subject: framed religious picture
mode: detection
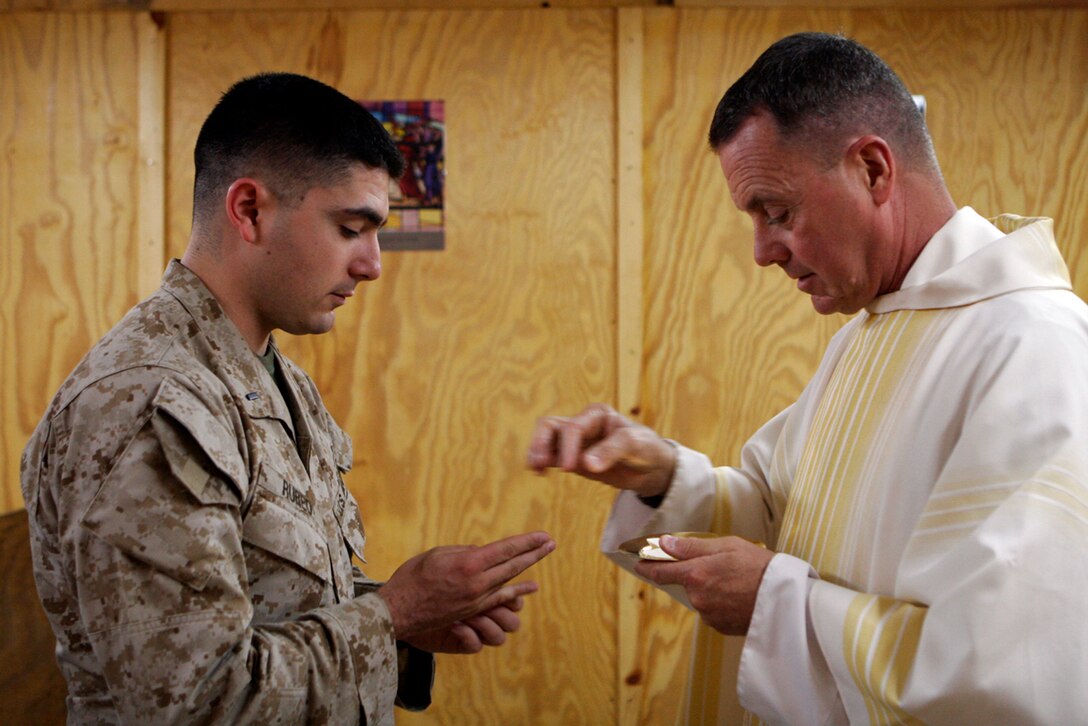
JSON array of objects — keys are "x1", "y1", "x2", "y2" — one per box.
[{"x1": 360, "y1": 99, "x2": 445, "y2": 251}]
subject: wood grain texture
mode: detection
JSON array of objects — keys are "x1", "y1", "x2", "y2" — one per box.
[
  {"x1": 136, "y1": 13, "x2": 165, "y2": 298},
  {"x1": 2, "y1": 0, "x2": 657, "y2": 10},
  {"x1": 0, "y1": 12, "x2": 155, "y2": 513},
  {"x1": 166, "y1": 9, "x2": 619, "y2": 724},
  {"x1": 617, "y1": 8, "x2": 644, "y2": 422},
  {"x1": 615, "y1": 13, "x2": 651, "y2": 724},
  {"x1": 638, "y1": 7, "x2": 1088, "y2": 723},
  {"x1": 5, "y1": 0, "x2": 1087, "y2": 11},
  {"x1": 677, "y1": 0, "x2": 1088, "y2": 7},
  {"x1": 0, "y1": 510, "x2": 66, "y2": 725}
]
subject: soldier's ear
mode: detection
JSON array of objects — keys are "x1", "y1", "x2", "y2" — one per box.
[{"x1": 224, "y1": 178, "x2": 270, "y2": 245}]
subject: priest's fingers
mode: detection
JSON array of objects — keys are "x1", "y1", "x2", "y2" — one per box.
[
  {"x1": 633, "y1": 543, "x2": 775, "y2": 635},
  {"x1": 555, "y1": 403, "x2": 624, "y2": 471},
  {"x1": 633, "y1": 558, "x2": 688, "y2": 588},
  {"x1": 527, "y1": 415, "x2": 568, "y2": 472},
  {"x1": 581, "y1": 422, "x2": 675, "y2": 478},
  {"x1": 634, "y1": 540, "x2": 772, "y2": 588},
  {"x1": 526, "y1": 404, "x2": 624, "y2": 472},
  {"x1": 659, "y1": 534, "x2": 765, "y2": 560}
]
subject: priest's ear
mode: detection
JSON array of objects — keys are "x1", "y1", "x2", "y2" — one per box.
[{"x1": 847, "y1": 135, "x2": 894, "y2": 205}]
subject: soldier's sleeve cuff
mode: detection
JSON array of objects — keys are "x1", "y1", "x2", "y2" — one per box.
[{"x1": 330, "y1": 593, "x2": 400, "y2": 724}]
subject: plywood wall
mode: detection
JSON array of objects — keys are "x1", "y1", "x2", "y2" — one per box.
[
  {"x1": 2, "y1": 6, "x2": 1086, "y2": 725},
  {"x1": 0, "y1": 12, "x2": 163, "y2": 514}
]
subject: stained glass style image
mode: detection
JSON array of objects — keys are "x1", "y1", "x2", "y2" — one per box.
[{"x1": 360, "y1": 99, "x2": 445, "y2": 251}]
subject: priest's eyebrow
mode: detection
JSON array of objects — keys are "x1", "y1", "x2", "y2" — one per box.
[{"x1": 740, "y1": 194, "x2": 781, "y2": 214}]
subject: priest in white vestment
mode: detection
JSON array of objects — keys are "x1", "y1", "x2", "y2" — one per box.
[{"x1": 528, "y1": 32, "x2": 1088, "y2": 725}]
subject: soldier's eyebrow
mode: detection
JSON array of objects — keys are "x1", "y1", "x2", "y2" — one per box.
[{"x1": 339, "y1": 206, "x2": 386, "y2": 228}]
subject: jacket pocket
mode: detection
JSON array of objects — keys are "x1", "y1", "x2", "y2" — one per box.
[
  {"x1": 241, "y1": 462, "x2": 330, "y2": 584},
  {"x1": 151, "y1": 377, "x2": 246, "y2": 498},
  {"x1": 82, "y1": 412, "x2": 241, "y2": 593}
]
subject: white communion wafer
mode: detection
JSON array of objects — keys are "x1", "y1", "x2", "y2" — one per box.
[{"x1": 638, "y1": 537, "x2": 678, "y2": 561}]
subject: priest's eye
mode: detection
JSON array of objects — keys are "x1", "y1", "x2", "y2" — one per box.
[
  {"x1": 766, "y1": 209, "x2": 789, "y2": 226},
  {"x1": 340, "y1": 226, "x2": 361, "y2": 239}
]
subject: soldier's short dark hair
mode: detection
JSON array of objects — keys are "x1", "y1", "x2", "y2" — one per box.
[
  {"x1": 193, "y1": 72, "x2": 405, "y2": 215},
  {"x1": 707, "y1": 32, "x2": 937, "y2": 172}
]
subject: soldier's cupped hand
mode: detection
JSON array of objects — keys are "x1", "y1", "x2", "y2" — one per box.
[
  {"x1": 378, "y1": 530, "x2": 555, "y2": 647},
  {"x1": 397, "y1": 597, "x2": 527, "y2": 654}
]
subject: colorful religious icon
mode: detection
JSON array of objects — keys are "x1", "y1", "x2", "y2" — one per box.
[{"x1": 360, "y1": 99, "x2": 446, "y2": 251}]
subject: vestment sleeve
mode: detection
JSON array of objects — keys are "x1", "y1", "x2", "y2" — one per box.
[
  {"x1": 601, "y1": 407, "x2": 791, "y2": 607},
  {"x1": 72, "y1": 390, "x2": 403, "y2": 725}
]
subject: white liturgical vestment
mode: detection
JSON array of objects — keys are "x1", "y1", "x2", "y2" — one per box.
[{"x1": 602, "y1": 208, "x2": 1088, "y2": 725}]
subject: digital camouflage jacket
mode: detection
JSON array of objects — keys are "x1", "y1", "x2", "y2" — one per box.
[{"x1": 21, "y1": 260, "x2": 432, "y2": 725}]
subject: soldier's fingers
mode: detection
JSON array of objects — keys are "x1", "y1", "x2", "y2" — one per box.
[
  {"x1": 478, "y1": 603, "x2": 522, "y2": 633},
  {"x1": 480, "y1": 541, "x2": 555, "y2": 588},
  {"x1": 463, "y1": 613, "x2": 511, "y2": 646},
  {"x1": 475, "y1": 531, "x2": 555, "y2": 571},
  {"x1": 448, "y1": 622, "x2": 484, "y2": 654},
  {"x1": 491, "y1": 547, "x2": 552, "y2": 591},
  {"x1": 478, "y1": 581, "x2": 540, "y2": 615}
]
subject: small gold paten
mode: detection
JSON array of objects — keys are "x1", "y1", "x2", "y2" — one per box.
[{"x1": 617, "y1": 531, "x2": 719, "y2": 561}]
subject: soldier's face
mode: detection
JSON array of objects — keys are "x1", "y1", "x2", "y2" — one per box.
[{"x1": 255, "y1": 163, "x2": 390, "y2": 336}]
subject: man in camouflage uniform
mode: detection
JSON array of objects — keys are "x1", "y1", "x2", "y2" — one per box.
[{"x1": 21, "y1": 73, "x2": 555, "y2": 725}]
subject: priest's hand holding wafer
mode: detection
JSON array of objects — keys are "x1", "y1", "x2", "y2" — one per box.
[
  {"x1": 526, "y1": 403, "x2": 677, "y2": 498},
  {"x1": 633, "y1": 534, "x2": 774, "y2": 635}
]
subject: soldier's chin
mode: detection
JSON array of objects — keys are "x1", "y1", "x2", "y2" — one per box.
[{"x1": 284, "y1": 314, "x2": 336, "y2": 337}]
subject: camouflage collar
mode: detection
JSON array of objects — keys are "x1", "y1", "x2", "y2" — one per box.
[{"x1": 160, "y1": 259, "x2": 294, "y2": 429}]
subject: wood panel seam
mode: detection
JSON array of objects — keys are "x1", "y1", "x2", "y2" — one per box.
[
  {"x1": 616, "y1": 8, "x2": 645, "y2": 725},
  {"x1": 137, "y1": 11, "x2": 166, "y2": 297}
]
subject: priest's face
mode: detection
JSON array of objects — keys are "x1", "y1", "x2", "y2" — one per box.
[{"x1": 717, "y1": 111, "x2": 895, "y2": 315}]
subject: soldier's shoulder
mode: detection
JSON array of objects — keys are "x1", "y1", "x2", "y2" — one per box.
[{"x1": 49, "y1": 291, "x2": 223, "y2": 416}]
